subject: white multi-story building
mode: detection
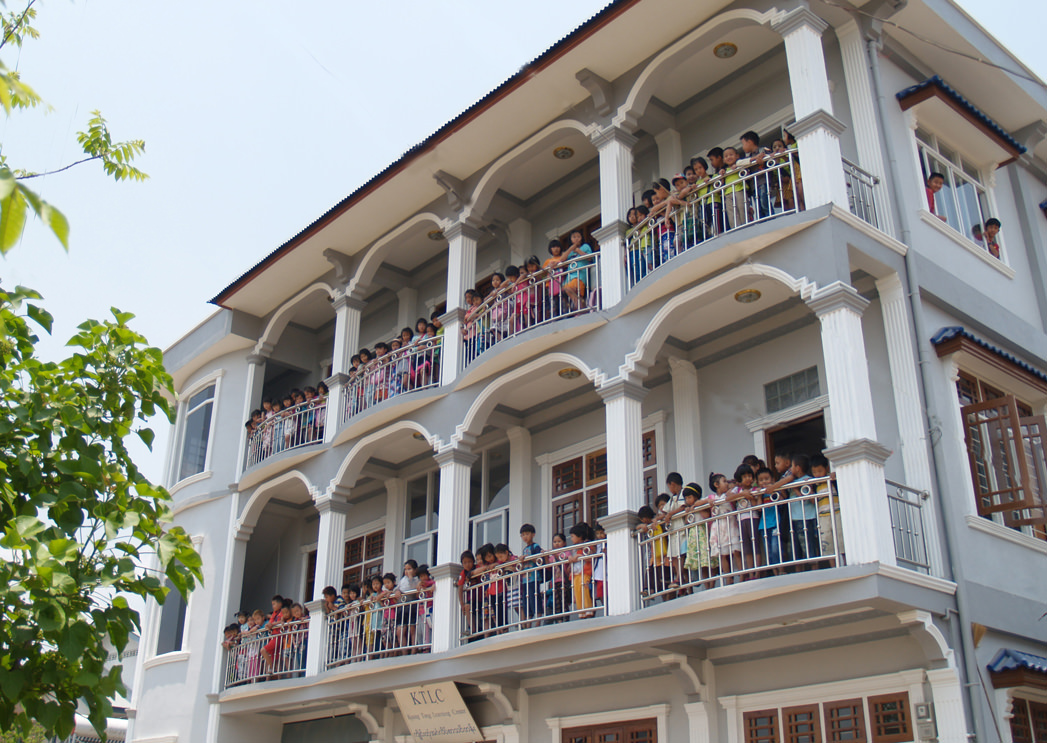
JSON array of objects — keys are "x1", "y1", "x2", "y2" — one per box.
[{"x1": 129, "y1": 0, "x2": 1047, "y2": 741}]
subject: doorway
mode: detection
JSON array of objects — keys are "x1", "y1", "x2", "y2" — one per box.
[{"x1": 765, "y1": 412, "x2": 826, "y2": 465}]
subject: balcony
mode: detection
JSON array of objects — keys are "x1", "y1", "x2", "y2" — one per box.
[
  {"x1": 340, "y1": 336, "x2": 443, "y2": 425},
  {"x1": 245, "y1": 399, "x2": 328, "y2": 468},
  {"x1": 219, "y1": 476, "x2": 936, "y2": 692}
]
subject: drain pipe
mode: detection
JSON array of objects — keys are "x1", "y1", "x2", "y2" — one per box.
[{"x1": 865, "y1": 31, "x2": 988, "y2": 743}]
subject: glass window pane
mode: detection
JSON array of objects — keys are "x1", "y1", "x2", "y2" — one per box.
[
  {"x1": 406, "y1": 477, "x2": 428, "y2": 538},
  {"x1": 405, "y1": 537, "x2": 431, "y2": 566},
  {"x1": 487, "y1": 444, "x2": 511, "y2": 511},
  {"x1": 178, "y1": 398, "x2": 213, "y2": 481},
  {"x1": 469, "y1": 458, "x2": 484, "y2": 517},
  {"x1": 187, "y1": 385, "x2": 215, "y2": 410}
]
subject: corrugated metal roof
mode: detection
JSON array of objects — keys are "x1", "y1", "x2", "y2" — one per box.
[
  {"x1": 210, "y1": 0, "x2": 636, "y2": 308},
  {"x1": 895, "y1": 75, "x2": 1027, "y2": 155},
  {"x1": 988, "y1": 648, "x2": 1047, "y2": 675},
  {"x1": 930, "y1": 326, "x2": 1047, "y2": 384}
]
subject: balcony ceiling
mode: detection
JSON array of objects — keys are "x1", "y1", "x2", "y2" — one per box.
[{"x1": 502, "y1": 128, "x2": 598, "y2": 203}]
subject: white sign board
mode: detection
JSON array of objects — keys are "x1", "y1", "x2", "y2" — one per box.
[{"x1": 393, "y1": 681, "x2": 483, "y2": 743}]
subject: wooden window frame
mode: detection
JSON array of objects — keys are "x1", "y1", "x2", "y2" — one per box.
[
  {"x1": 782, "y1": 705, "x2": 821, "y2": 743},
  {"x1": 824, "y1": 698, "x2": 868, "y2": 743},
  {"x1": 744, "y1": 709, "x2": 781, "y2": 743},
  {"x1": 867, "y1": 692, "x2": 912, "y2": 743},
  {"x1": 560, "y1": 717, "x2": 657, "y2": 743}
]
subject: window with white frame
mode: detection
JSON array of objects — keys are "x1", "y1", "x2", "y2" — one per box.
[
  {"x1": 155, "y1": 578, "x2": 188, "y2": 655},
  {"x1": 404, "y1": 470, "x2": 440, "y2": 565},
  {"x1": 469, "y1": 442, "x2": 511, "y2": 550},
  {"x1": 916, "y1": 128, "x2": 1002, "y2": 259},
  {"x1": 176, "y1": 380, "x2": 218, "y2": 482}
]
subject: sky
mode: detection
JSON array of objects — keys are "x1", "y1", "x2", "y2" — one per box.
[{"x1": 1, "y1": 0, "x2": 1045, "y2": 483}]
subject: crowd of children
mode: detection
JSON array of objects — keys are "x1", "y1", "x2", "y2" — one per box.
[
  {"x1": 456, "y1": 523, "x2": 607, "y2": 639},
  {"x1": 245, "y1": 384, "x2": 329, "y2": 464},
  {"x1": 345, "y1": 317, "x2": 444, "y2": 416},
  {"x1": 222, "y1": 595, "x2": 310, "y2": 685},
  {"x1": 461, "y1": 229, "x2": 599, "y2": 361},
  {"x1": 322, "y1": 559, "x2": 436, "y2": 665},
  {"x1": 626, "y1": 130, "x2": 803, "y2": 283},
  {"x1": 636, "y1": 451, "x2": 840, "y2": 599}
]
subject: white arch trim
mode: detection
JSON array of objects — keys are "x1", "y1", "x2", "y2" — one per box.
[
  {"x1": 455, "y1": 352, "x2": 606, "y2": 443},
  {"x1": 256, "y1": 281, "x2": 337, "y2": 352},
  {"x1": 346, "y1": 211, "x2": 445, "y2": 298},
  {"x1": 621, "y1": 263, "x2": 817, "y2": 378},
  {"x1": 330, "y1": 419, "x2": 441, "y2": 491},
  {"x1": 614, "y1": 7, "x2": 784, "y2": 130},
  {"x1": 464, "y1": 119, "x2": 597, "y2": 222},
  {"x1": 237, "y1": 469, "x2": 320, "y2": 532}
]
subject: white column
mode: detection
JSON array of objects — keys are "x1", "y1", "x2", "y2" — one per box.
[
  {"x1": 431, "y1": 446, "x2": 476, "y2": 653},
  {"x1": 508, "y1": 218, "x2": 532, "y2": 267},
  {"x1": 441, "y1": 221, "x2": 481, "y2": 384},
  {"x1": 876, "y1": 274, "x2": 943, "y2": 576},
  {"x1": 326, "y1": 293, "x2": 364, "y2": 440},
  {"x1": 591, "y1": 126, "x2": 637, "y2": 308},
  {"x1": 838, "y1": 20, "x2": 895, "y2": 236},
  {"x1": 926, "y1": 668, "x2": 971, "y2": 743},
  {"x1": 507, "y1": 426, "x2": 533, "y2": 540},
  {"x1": 684, "y1": 701, "x2": 712, "y2": 743},
  {"x1": 669, "y1": 357, "x2": 704, "y2": 481},
  {"x1": 773, "y1": 7, "x2": 849, "y2": 209},
  {"x1": 396, "y1": 287, "x2": 418, "y2": 331},
  {"x1": 599, "y1": 378, "x2": 647, "y2": 616},
  {"x1": 383, "y1": 478, "x2": 406, "y2": 575},
  {"x1": 808, "y1": 283, "x2": 896, "y2": 566},
  {"x1": 304, "y1": 489, "x2": 350, "y2": 676},
  {"x1": 235, "y1": 349, "x2": 269, "y2": 480},
  {"x1": 654, "y1": 128, "x2": 683, "y2": 181}
]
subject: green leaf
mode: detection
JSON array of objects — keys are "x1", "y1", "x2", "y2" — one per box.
[
  {"x1": 36, "y1": 602, "x2": 66, "y2": 632},
  {"x1": 0, "y1": 185, "x2": 28, "y2": 254}
]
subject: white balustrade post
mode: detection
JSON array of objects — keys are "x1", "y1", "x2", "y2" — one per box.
[
  {"x1": 669, "y1": 356, "x2": 704, "y2": 481},
  {"x1": 305, "y1": 488, "x2": 350, "y2": 676},
  {"x1": 235, "y1": 349, "x2": 270, "y2": 479},
  {"x1": 599, "y1": 378, "x2": 647, "y2": 616},
  {"x1": 430, "y1": 446, "x2": 477, "y2": 653},
  {"x1": 807, "y1": 283, "x2": 895, "y2": 566},
  {"x1": 441, "y1": 220, "x2": 482, "y2": 383},
  {"x1": 926, "y1": 668, "x2": 971, "y2": 743},
  {"x1": 591, "y1": 126, "x2": 637, "y2": 308},
  {"x1": 773, "y1": 7, "x2": 849, "y2": 209}
]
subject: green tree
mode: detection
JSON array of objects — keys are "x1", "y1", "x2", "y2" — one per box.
[{"x1": 0, "y1": 2, "x2": 202, "y2": 740}]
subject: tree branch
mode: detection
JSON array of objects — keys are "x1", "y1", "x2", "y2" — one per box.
[
  {"x1": 0, "y1": 0, "x2": 37, "y2": 53},
  {"x1": 17, "y1": 154, "x2": 99, "y2": 180}
]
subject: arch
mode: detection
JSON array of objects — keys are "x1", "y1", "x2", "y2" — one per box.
[
  {"x1": 464, "y1": 118, "x2": 597, "y2": 223},
  {"x1": 346, "y1": 211, "x2": 445, "y2": 298},
  {"x1": 255, "y1": 281, "x2": 337, "y2": 352},
  {"x1": 614, "y1": 8, "x2": 783, "y2": 130},
  {"x1": 621, "y1": 263, "x2": 817, "y2": 377},
  {"x1": 456, "y1": 352, "x2": 605, "y2": 442},
  {"x1": 330, "y1": 419, "x2": 440, "y2": 490},
  {"x1": 237, "y1": 469, "x2": 319, "y2": 533}
]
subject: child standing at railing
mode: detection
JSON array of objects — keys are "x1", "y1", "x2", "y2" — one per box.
[
  {"x1": 567, "y1": 523, "x2": 596, "y2": 619},
  {"x1": 637, "y1": 504, "x2": 672, "y2": 597},
  {"x1": 810, "y1": 454, "x2": 841, "y2": 567},
  {"x1": 708, "y1": 473, "x2": 742, "y2": 584},
  {"x1": 786, "y1": 454, "x2": 821, "y2": 566},
  {"x1": 542, "y1": 241, "x2": 567, "y2": 319},
  {"x1": 416, "y1": 565, "x2": 434, "y2": 648},
  {"x1": 519, "y1": 524, "x2": 544, "y2": 627},
  {"x1": 721, "y1": 147, "x2": 749, "y2": 231},
  {"x1": 682, "y1": 483, "x2": 713, "y2": 587},
  {"x1": 755, "y1": 466, "x2": 782, "y2": 575},
  {"x1": 730, "y1": 465, "x2": 760, "y2": 578},
  {"x1": 396, "y1": 561, "x2": 420, "y2": 652},
  {"x1": 366, "y1": 575, "x2": 384, "y2": 658},
  {"x1": 546, "y1": 533, "x2": 571, "y2": 622},
  {"x1": 562, "y1": 231, "x2": 594, "y2": 312},
  {"x1": 457, "y1": 550, "x2": 477, "y2": 638}
]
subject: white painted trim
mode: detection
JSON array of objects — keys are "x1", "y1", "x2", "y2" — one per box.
[
  {"x1": 169, "y1": 488, "x2": 224, "y2": 516},
  {"x1": 965, "y1": 514, "x2": 1047, "y2": 555},
  {"x1": 546, "y1": 703, "x2": 670, "y2": 742},
  {"x1": 133, "y1": 736, "x2": 178, "y2": 743},
  {"x1": 535, "y1": 412, "x2": 667, "y2": 466},
  {"x1": 918, "y1": 210, "x2": 1016, "y2": 279},
  {"x1": 720, "y1": 669, "x2": 925, "y2": 711},
  {"x1": 877, "y1": 563, "x2": 957, "y2": 594},
  {"x1": 828, "y1": 205, "x2": 907, "y2": 255},
  {"x1": 171, "y1": 369, "x2": 225, "y2": 490},
  {"x1": 142, "y1": 651, "x2": 190, "y2": 670},
  {"x1": 746, "y1": 394, "x2": 829, "y2": 433}
]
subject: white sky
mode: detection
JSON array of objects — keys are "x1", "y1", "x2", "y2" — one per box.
[{"x1": 1, "y1": 0, "x2": 1044, "y2": 483}]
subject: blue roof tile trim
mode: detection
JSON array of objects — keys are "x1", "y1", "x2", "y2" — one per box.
[
  {"x1": 988, "y1": 648, "x2": 1047, "y2": 675},
  {"x1": 930, "y1": 326, "x2": 1047, "y2": 385},
  {"x1": 896, "y1": 76, "x2": 1027, "y2": 155}
]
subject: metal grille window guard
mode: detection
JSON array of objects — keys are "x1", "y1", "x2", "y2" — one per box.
[
  {"x1": 885, "y1": 479, "x2": 931, "y2": 573},
  {"x1": 223, "y1": 618, "x2": 309, "y2": 688},
  {"x1": 341, "y1": 337, "x2": 443, "y2": 424},
  {"x1": 625, "y1": 151, "x2": 799, "y2": 291},
  {"x1": 636, "y1": 477, "x2": 842, "y2": 604},
  {"x1": 842, "y1": 157, "x2": 881, "y2": 229},
  {"x1": 246, "y1": 399, "x2": 327, "y2": 467},
  {"x1": 325, "y1": 588, "x2": 433, "y2": 669},
  {"x1": 462, "y1": 252, "x2": 602, "y2": 367},
  {"x1": 459, "y1": 540, "x2": 607, "y2": 642}
]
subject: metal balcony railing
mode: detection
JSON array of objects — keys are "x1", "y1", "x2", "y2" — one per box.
[
  {"x1": 246, "y1": 399, "x2": 327, "y2": 468},
  {"x1": 341, "y1": 337, "x2": 443, "y2": 424}
]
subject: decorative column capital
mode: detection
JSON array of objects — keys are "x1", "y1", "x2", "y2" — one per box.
[
  {"x1": 598, "y1": 377, "x2": 648, "y2": 404},
  {"x1": 234, "y1": 524, "x2": 255, "y2": 543},
  {"x1": 314, "y1": 488, "x2": 352, "y2": 515},
  {"x1": 823, "y1": 437, "x2": 892, "y2": 467},
  {"x1": 443, "y1": 220, "x2": 485, "y2": 243},
  {"x1": 805, "y1": 282, "x2": 870, "y2": 317},
  {"x1": 667, "y1": 356, "x2": 698, "y2": 377},
  {"x1": 592, "y1": 220, "x2": 629, "y2": 243},
  {"x1": 434, "y1": 446, "x2": 478, "y2": 468},
  {"x1": 772, "y1": 6, "x2": 829, "y2": 37},
  {"x1": 324, "y1": 371, "x2": 349, "y2": 388},
  {"x1": 600, "y1": 509, "x2": 639, "y2": 533},
  {"x1": 788, "y1": 109, "x2": 847, "y2": 139},
  {"x1": 332, "y1": 292, "x2": 367, "y2": 312},
  {"x1": 247, "y1": 344, "x2": 272, "y2": 364},
  {"x1": 590, "y1": 125, "x2": 638, "y2": 151},
  {"x1": 430, "y1": 562, "x2": 462, "y2": 580}
]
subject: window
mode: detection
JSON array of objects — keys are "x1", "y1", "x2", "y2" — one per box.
[
  {"x1": 404, "y1": 470, "x2": 440, "y2": 564},
  {"x1": 745, "y1": 710, "x2": 781, "y2": 743},
  {"x1": 783, "y1": 706, "x2": 821, "y2": 743},
  {"x1": 343, "y1": 529, "x2": 385, "y2": 585},
  {"x1": 741, "y1": 693, "x2": 911, "y2": 743},
  {"x1": 551, "y1": 431, "x2": 659, "y2": 535},
  {"x1": 867, "y1": 693, "x2": 912, "y2": 743},
  {"x1": 155, "y1": 579, "x2": 187, "y2": 655},
  {"x1": 469, "y1": 443, "x2": 511, "y2": 549},
  {"x1": 562, "y1": 718, "x2": 657, "y2": 743},
  {"x1": 177, "y1": 382, "x2": 217, "y2": 482},
  {"x1": 957, "y1": 371, "x2": 1046, "y2": 539},
  {"x1": 765, "y1": 367, "x2": 820, "y2": 414},
  {"x1": 1009, "y1": 698, "x2": 1047, "y2": 743},
  {"x1": 824, "y1": 699, "x2": 867, "y2": 742},
  {"x1": 916, "y1": 128, "x2": 1000, "y2": 258}
]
